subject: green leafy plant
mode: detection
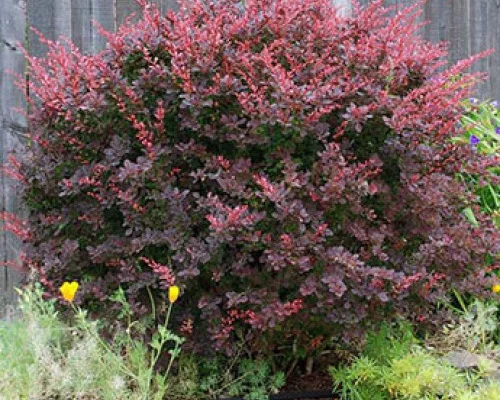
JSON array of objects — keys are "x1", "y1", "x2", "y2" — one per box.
[
  {"x1": 330, "y1": 323, "x2": 500, "y2": 400},
  {"x1": 107, "y1": 285, "x2": 185, "y2": 398},
  {"x1": 0, "y1": 284, "x2": 132, "y2": 399},
  {"x1": 171, "y1": 353, "x2": 285, "y2": 400},
  {"x1": 226, "y1": 359, "x2": 286, "y2": 400},
  {"x1": 428, "y1": 295, "x2": 500, "y2": 358},
  {"x1": 0, "y1": 284, "x2": 183, "y2": 400},
  {"x1": 456, "y1": 99, "x2": 500, "y2": 227},
  {"x1": 0, "y1": 283, "x2": 284, "y2": 400}
]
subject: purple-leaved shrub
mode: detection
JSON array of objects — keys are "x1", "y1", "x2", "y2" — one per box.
[{"x1": 4, "y1": 0, "x2": 498, "y2": 355}]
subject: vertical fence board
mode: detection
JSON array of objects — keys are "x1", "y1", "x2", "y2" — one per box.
[
  {"x1": 487, "y1": 0, "x2": 500, "y2": 99},
  {"x1": 0, "y1": 0, "x2": 26, "y2": 316},
  {"x1": 116, "y1": 0, "x2": 143, "y2": 26},
  {"x1": 160, "y1": 0, "x2": 178, "y2": 13},
  {"x1": 469, "y1": 0, "x2": 496, "y2": 99},
  {"x1": 116, "y1": 0, "x2": 174, "y2": 27},
  {"x1": 71, "y1": 0, "x2": 92, "y2": 51},
  {"x1": 91, "y1": 0, "x2": 117, "y2": 51},
  {"x1": 333, "y1": 0, "x2": 352, "y2": 16},
  {"x1": 28, "y1": 0, "x2": 72, "y2": 56},
  {"x1": 71, "y1": 0, "x2": 115, "y2": 53}
]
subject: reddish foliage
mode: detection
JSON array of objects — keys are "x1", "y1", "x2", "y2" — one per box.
[{"x1": 3, "y1": 0, "x2": 498, "y2": 354}]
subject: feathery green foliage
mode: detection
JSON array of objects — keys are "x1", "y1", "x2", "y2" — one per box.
[{"x1": 330, "y1": 322, "x2": 500, "y2": 400}]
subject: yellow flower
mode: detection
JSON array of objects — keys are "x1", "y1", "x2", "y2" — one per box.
[
  {"x1": 493, "y1": 284, "x2": 500, "y2": 294},
  {"x1": 169, "y1": 285, "x2": 180, "y2": 303},
  {"x1": 59, "y1": 281, "x2": 79, "y2": 303}
]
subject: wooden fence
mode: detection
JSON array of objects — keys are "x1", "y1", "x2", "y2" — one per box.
[{"x1": 0, "y1": 0, "x2": 499, "y2": 314}]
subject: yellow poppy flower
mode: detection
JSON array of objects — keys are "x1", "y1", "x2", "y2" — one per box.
[
  {"x1": 169, "y1": 285, "x2": 180, "y2": 303},
  {"x1": 59, "y1": 281, "x2": 79, "y2": 303},
  {"x1": 493, "y1": 284, "x2": 500, "y2": 294}
]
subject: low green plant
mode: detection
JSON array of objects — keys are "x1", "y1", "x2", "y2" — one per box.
[
  {"x1": 457, "y1": 99, "x2": 500, "y2": 227},
  {"x1": 457, "y1": 382, "x2": 500, "y2": 400},
  {"x1": 108, "y1": 286, "x2": 285, "y2": 400},
  {"x1": 0, "y1": 284, "x2": 285, "y2": 400},
  {"x1": 172, "y1": 353, "x2": 285, "y2": 400},
  {"x1": 226, "y1": 359, "x2": 286, "y2": 400},
  {"x1": 383, "y1": 350, "x2": 467, "y2": 398},
  {"x1": 107, "y1": 286, "x2": 184, "y2": 398},
  {"x1": 330, "y1": 323, "x2": 500, "y2": 400},
  {"x1": 0, "y1": 283, "x2": 183, "y2": 400},
  {"x1": 0, "y1": 284, "x2": 130, "y2": 399},
  {"x1": 433, "y1": 295, "x2": 500, "y2": 356}
]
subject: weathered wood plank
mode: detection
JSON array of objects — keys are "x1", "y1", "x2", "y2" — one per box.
[
  {"x1": 160, "y1": 0, "x2": 179, "y2": 13},
  {"x1": 28, "y1": 0, "x2": 72, "y2": 57},
  {"x1": 116, "y1": 0, "x2": 175, "y2": 26},
  {"x1": 469, "y1": 0, "x2": 494, "y2": 100},
  {"x1": 3, "y1": 125, "x2": 25, "y2": 305},
  {"x1": 486, "y1": 0, "x2": 500, "y2": 100},
  {"x1": 116, "y1": 0, "x2": 143, "y2": 26},
  {"x1": 0, "y1": 0, "x2": 26, "y2": 314},
  {"x1": 91, "y1": 0, "x2": 117, "y2": 50},
  {"x1": 333, "y1": 0, "x2": 352, "y2": 16},
  {"x1": 71, "y1": 0, "x2": 115, "y2": 53}
]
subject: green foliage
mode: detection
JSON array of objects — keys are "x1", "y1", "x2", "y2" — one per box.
[
  {"x1": 461, "y1": 100, "x2": 500, "y2": 158},
  {"x1": 384, "y1": 351, "x2": 466, "y2": 398},
  {"x1": 363, "y1": 323, "x2": 417, "y2": 364},
  {"x1": 457, "y1": 99, "x2": 500, "y2": 226},
  {"x1": 172, "y1": 354, "x2": 285, "y2": 400},
  {"x1": 0, "y1": 284, "x2": 183, "y2": 400},
  {"x1": 330, "y1": 323, "x2": 500, "y2": 400},
  {"x1": 227, "y1": 359, "x2": 286, "y2": 400},
  {"x1": 457, "y1": 382, "x2": 500, "y2": 400},
  {"x1": 0, "y1": 284, "x2": 131, "y2": 399},
  {"x1": 442, "y1": 296, "x2": 500, "y2": 355},
  {"x1": 0, "y1": 285, "x2": 285, "y2": 400}
]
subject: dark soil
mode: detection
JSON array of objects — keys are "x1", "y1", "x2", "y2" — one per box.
[{"x1": 281, "y1": 370, "x2": 336, "y2": 400}]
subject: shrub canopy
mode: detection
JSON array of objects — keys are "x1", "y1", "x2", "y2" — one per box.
[{"x1": 11, "y1": 0, "x2": 498, "y2": 354}]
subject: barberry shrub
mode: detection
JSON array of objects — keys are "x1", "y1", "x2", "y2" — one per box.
[{"x1": 6, "y1": 0, "x2": 499, "y2": 354}]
